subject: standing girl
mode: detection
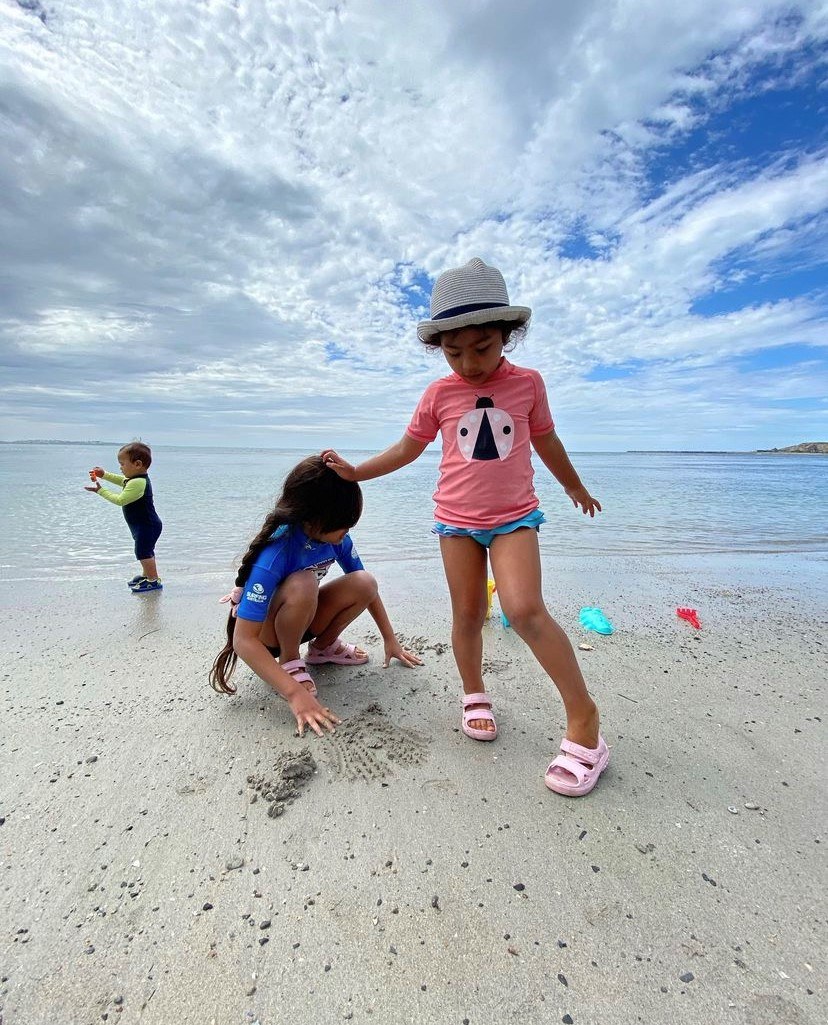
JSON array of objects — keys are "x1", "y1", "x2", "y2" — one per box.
[
  {"x1": 209, "y1": 455, "x2": 421, "y2": 736},
  {"x1": 323, "y1": 258, "x2": 607, "y2": 796}
]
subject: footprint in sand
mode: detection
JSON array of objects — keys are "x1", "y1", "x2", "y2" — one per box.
[
  {"x1": 323, "y1": 702, "x2": 429, "y2": 781},
  {"x1": 175, "y1": 773, "x2": 212, "y2": 796},
  {"x1": 247, "y1": 748, "x2": 317, "y2": 818}
]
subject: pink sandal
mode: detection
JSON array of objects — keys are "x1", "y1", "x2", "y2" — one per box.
[
  {"x1": 462, "y1": 692, "x2": 498, "y2": 742},
  {"x1": 544, "y1": 735, "x2": 609, "y2": 796},
  {"x1": 281, "y1": 658, "x2": 317, "y2": 696},
  {"x1": 305, "y1": 637, "x2": 369, "y2": 666}
]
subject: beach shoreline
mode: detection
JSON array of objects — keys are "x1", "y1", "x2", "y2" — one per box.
[{"x1": 1, "y1": 554, "x2": 825, "y2": 1024}]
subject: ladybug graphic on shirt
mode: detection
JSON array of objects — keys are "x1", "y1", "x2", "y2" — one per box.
[{"x1": 457, "y1": 395, "x2": 515, "y2": 461}]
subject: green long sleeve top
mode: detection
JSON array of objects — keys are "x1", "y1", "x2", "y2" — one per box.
[{"x1": 96, "y1": 471, "x2": 147, "y2": 507}]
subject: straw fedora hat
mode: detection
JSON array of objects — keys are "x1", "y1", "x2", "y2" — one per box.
[{"x1": 417, "y1": 257, "x2": 531, "y2": 342}]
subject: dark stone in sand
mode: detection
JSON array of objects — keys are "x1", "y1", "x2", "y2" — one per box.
[{"x1": 679, "y1": 971, "x2": 694, "y2": 983}]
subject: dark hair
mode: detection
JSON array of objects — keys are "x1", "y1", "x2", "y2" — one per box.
[
  {"x1": 209, "y1": 455, "x2": 363, "y2": 694},
  {"x1": 421, "y1": 319, "x2": 528, "y2": 353},
  {"x1": 119, "y1": 441, "x2": 152, "y2": 468}
]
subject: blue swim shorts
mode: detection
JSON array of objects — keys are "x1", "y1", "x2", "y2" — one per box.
[
  {"x1": 432, "y1": 509, "x2": 546, "y2": 548},
  {"x1": 129, "y1": 521, "x2": 163, "y2": 561}
]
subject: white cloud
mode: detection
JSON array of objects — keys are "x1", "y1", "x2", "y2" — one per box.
[{"x1": 0, "y1": 0, "x2": 826, "y2": 450}]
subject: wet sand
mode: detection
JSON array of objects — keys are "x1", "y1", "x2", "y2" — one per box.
[{"x1": 0, "y1": 554, "x2": 825, "y2": 1025}]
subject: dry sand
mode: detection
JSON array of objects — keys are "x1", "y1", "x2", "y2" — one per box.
[{"x1": 1, "y1": 554, "x2": 825, "y2": 1025}]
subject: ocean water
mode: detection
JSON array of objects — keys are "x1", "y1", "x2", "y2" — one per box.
[{"x1": 0, "y1": 443, "x2": 826, "y2": 584}]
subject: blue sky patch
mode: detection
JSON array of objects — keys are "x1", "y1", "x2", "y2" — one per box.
[
  {"x1": 691, "y1": 261, "x2": 828, "y2": 316},
  {"x1": 728, "y1": 343, "x2": 828, "y2": 374},
  {"x1": 642, "y1": 52, "x2": 827, "y2": 201},
  {"x1": 325, "y1": 341, "x2": 348, "y2": 362}
]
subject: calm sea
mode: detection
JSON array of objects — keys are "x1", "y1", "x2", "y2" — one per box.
[{"x1": 0, "y1": 443, "x2": 826, "y2": 583}]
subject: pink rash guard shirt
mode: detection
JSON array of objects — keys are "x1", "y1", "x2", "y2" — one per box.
[{"x1": 406, "y1": 359, "x2": 555, "y2": 529}]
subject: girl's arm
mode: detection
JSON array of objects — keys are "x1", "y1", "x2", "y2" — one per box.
[
  {"x1": 365, "y1": 594, "x2": 423, "y2": 668},
  {"x1": 322, "y1": 434, "x2": 427, "y2": 482},
  {"x1": 232, "y1": 617, "x2": 341, "y2": 736},
  {"x1": 531, "y1": 430, "x2": 602, "y2": 517}
]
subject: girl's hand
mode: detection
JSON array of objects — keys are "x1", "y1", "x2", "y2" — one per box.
[
  {"x1": 382, "y1": 639, "x2": 424, "y2": 668},
  {"x1": 288, "y1": 690, "x2": 342, "y2": 738},
  {"x1": 84, "y1": 481, "x2": 101, "y2": 493},
  {"x1": 89, "y1": 466, "x2": 104, "y2": 478},
  {"x1": 321, "y1": 449, "x2": 357, "y2": 481},
  {"x1": 566, "y1": 485, "x2": 602, "y2": 517}
]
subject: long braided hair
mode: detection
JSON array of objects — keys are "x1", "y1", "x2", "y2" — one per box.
[{"x1": 209, "y1": 455, "x2": 363, "y2": 694}]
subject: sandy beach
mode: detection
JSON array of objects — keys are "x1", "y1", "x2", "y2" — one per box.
[{"x1": 1, "y1": 553, "x2": 825, "y2": 1025}]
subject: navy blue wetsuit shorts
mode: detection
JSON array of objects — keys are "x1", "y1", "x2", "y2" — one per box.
[{"x1": 129, "y1": 520, "x2": 163, "y2": 560}]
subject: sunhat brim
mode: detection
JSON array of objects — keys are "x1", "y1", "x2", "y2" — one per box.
[{"x1": 417, "y1": 305, "x2": 531, "y2": 342}]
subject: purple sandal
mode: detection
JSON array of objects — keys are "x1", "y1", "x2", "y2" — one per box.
[
  {"x1": 305, "y1": 637, "x2": 369, "y2": 666},
  {"x1": 282, "y1": 658, "x2": 317, "y2": 697},
  {"x1": 545, "y1": 735, "x2": 609, "y2": 796},
  {"x1": 462, "y1": 692, "x2": 498, "y2": 742}
]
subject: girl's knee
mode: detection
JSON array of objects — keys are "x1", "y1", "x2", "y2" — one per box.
[
  {"x1": 501, "y1": 602, "x2": 547, "y2": 637},
  {"x1": 452, "y1": 603, "x2": 487, "y2": 634},
  {"x1": 279, "y1": 569, "x2": 319, "y2": 606},
  {"x1": 343, "y1": 569, "x2": 378, "y2": 604}
]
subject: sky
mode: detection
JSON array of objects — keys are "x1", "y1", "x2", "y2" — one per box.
[{"x1": 1, "y1": 0, "x2": 827, "y2": 452}]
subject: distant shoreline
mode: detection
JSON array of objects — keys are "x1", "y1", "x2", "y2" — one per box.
[{"x1": 1, "y1": 440, "x2": 826, "y2": 455}]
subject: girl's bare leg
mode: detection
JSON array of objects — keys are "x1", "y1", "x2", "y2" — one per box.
[
  {"x1": 308, "y1": 570, "x2": 378, "y2": 655},
  {"x1": 489, "y1": 529, "x2": 599, "y2": 749},
  {"x1": 439, "y1": 536, "x2": 493, "y2": 733},
  {"x1": 259, "y1": 569, "x2": 319, "y2": 665}
]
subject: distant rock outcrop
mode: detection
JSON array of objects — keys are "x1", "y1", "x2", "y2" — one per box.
[{"x1": 756, "y1": 442, "x2": 828, "y2": 454}]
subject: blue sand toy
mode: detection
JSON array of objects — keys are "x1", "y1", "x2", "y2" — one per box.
[
  {"x1": 501, "y1": 610, "x2": 510, "y2": 628},
  {"x1": 579, "y1": 607, "x2": 614, "y2": 635}
]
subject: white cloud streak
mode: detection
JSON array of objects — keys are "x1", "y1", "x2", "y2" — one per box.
[{"x1": 0, "y1": 0, "x2": 826, "y2": 450}]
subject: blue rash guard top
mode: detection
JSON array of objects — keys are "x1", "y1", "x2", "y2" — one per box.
[{"x1": 236, "y1": 524, "x2": 365, "y2": 624}]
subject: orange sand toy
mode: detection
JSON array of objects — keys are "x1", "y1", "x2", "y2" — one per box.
[{"x1": 676, "y1": 607, "x2": 701, "y2": 629}]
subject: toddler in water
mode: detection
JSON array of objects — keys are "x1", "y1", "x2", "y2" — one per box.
[
  {"x1": 323, "y1": 257, "x2": 607, "y2": 795},
  {"x1": 210, "y1": 455, "x2": 421, "y2": 737},
  {"x1": 85, "y1": 441, "x2": 163, "y2": 593}
]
